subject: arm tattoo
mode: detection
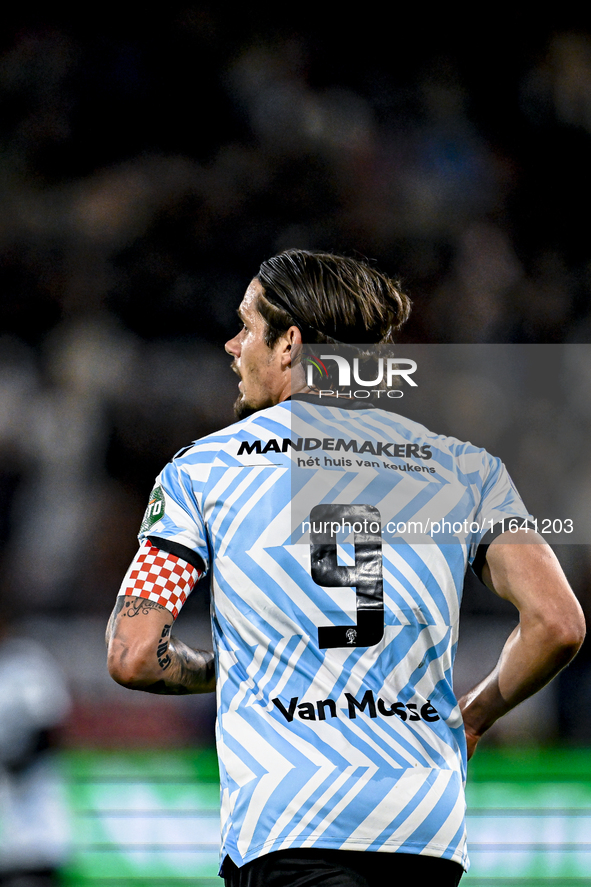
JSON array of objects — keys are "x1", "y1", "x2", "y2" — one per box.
[
  {"x1": 122, "y1": 597, "x2": 165, "y2": 616},
  {"x1": 145, "y1": 637, "x2": 216, "y2": 695},
  {"x1": 157, "y1": 623, "x2": 172, "y2": 670},
  {"x1": 105, "y1": 597, "x2": 125, "y2": 646},
  {"x1": 106, "y1": 595, "x2": 215, "y2": 695},
  {"x1": 105, "y1": 597, "x2": 163, "y2": 645}
]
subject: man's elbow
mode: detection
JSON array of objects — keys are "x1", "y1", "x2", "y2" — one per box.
[
  {"x1": 547, "y1": 605, "x2": 586, "y2": 664},
  {"x1": 562, "y1": 615, "x2": 586, "y2": 656},
  {"x1": 107, "y1": 641, "x2": 159, "y2": 690}
]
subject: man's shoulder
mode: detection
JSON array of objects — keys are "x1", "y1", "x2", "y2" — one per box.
[
  {"x1": 168, "y1": 402, "x2": 292, "y2": 466},
  {"x1": 296, "y1": 396, "x2": 488, "y2": 452}
]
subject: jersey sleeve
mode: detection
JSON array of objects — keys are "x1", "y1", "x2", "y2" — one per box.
[
  {"x1": 137, "y1": 459, "x2": 209, "y2": 575},
  {"x1": 468, "y1": 454, "x2": 535, "y2": 573},
  {"x1": 116, "y1": 458, "x2": 209, "y2": 619}
]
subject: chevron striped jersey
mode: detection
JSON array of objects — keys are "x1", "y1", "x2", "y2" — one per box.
[{"x1": 139, "y1": 395, "x2": 533, "y2": 873}]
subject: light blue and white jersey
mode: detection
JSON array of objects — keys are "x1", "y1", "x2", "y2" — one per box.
[{"x1": 139, "y1": 395, "x2": 532, "y2": 872}]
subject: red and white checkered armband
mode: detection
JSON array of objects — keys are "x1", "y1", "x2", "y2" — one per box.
[{"x1": 118, "y1": 539, "x2": 202, "y2": 619}]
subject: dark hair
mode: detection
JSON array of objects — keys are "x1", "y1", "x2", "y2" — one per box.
[{"x1": 256, "y1": 249, "x2": 411, "y2": 348}]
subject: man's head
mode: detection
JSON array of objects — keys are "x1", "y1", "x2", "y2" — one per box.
[
  {"x1": 225, "y1": 249, "x2": 411, "y2": 419},
  {"x1": 257, "y1": 249, "x2": 411, "y2": 347}
]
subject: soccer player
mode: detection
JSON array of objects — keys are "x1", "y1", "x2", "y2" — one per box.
[{"x1": 106, "y1": 250, "x2": 585, "y2": 886}]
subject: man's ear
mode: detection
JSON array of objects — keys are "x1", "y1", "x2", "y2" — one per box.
[{"x1": 280, "y1": 325, "x2": 302, "y2": 368}]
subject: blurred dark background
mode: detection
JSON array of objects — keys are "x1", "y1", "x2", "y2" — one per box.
[{"x1": 1, "y1": 6, "x2": 591, "y2": 751}]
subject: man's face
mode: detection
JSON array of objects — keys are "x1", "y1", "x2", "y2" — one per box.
[{"x1": 225, "y1": 279, "x2": 289, "y2": 420}]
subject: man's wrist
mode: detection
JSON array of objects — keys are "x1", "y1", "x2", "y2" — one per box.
[{"x1": 459, "y1": 673, "x2": 510, "y2": 739}]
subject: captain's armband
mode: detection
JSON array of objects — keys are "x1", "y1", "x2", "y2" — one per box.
[{"x1": 119, "y1": 538, "x2": 203, "y2": 619}]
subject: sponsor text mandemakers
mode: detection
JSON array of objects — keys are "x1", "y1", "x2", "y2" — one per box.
[
  {"x1": 237, "y1": 436, "x2": 432, "y2": 460},
  {"x1": 237, "y1": 436, "x2": 437, "y2": 475}
]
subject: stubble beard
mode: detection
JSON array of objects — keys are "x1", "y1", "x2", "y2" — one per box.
[
  {"x1": 231, "y1": 355, "x2": 281, "y2": 420},
  {"x1": 233, "y1": 389, "x2": 278, "y2": 420},
  {"x1": 233, "y1": 394, "x2": 260, "y2": 421}
]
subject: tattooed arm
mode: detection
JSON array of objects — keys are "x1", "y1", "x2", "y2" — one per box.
[{"x1": 106, "y1": 596, "x2": 215, "y2": 695}]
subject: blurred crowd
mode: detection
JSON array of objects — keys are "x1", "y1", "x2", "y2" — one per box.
[{"x1": 1, "y1": 10, "x2": 591, "y2": 747}]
